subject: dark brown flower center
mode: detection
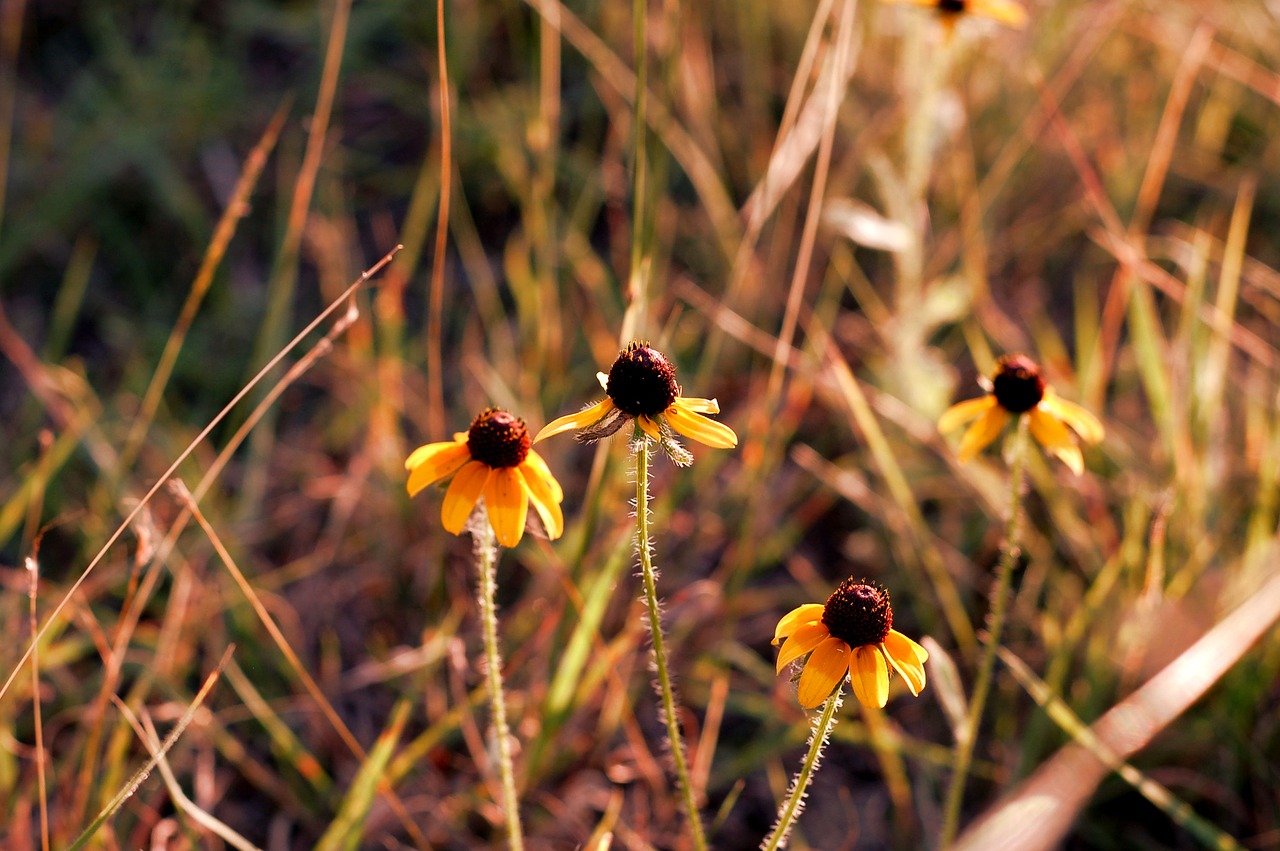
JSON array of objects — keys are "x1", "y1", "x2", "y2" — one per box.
[
  {"x1": 821, "y1": 578, "x2": 892, "y2": 648},
  {"x1": 606, "y1": 341, "x2": 679, "y2": 417},
  {"x1": 991, "y1": 354, "x2": 1046, "y2": 414},
  {"x1": 936, "y1": 0, "x2": 966, "y2": 13},
  {"x1": 466, "y1": 408, "x2": 531, "y2": 469}
]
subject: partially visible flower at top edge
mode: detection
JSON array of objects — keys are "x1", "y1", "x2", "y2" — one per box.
[
  {"x1": 884, "y1": 0, "x2": 1028, "y2": 30},
  {"x1": 405, "y1": 408, "x2": 564, "y2": 548},
  {"x1": 773, "y1": 578, "x2": 929, "y2": 710},
  {"x1": 534, "y1": 341, "x2": 737, "y2": 466},
  {"x1": 938, "y1": 353, "x2": 1104, "y2": 475}
]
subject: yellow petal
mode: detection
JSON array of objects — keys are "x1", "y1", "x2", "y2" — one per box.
[
  {"x1": 406, "y1": 442, "x2": 472, "y2": 497},
  {"x1": 484, "y1": 466, "x2": 529, "y2": 548},
  {"x1": 636, "y1": 415, "x2": 663, "y2": 443},
  {"x1": 518, "y1": 462, "x2": 564, "y2": 541},
  {"x1": 664, "y1": 403, "x2": 738, "y2": 449},
  {"x1": 534, "y1": 399, "x2": 615, "y2": 443},
  {"x1": 1039, "y1": 392, "x2": 1104, "y2": 444},
  {"x1": 521, "y1": 449, "x2": 564, "y2": 502},
  {"x1": 968, "y1": 0, "x2": 1028, "y2": 27},
  {"x1": 849, "y1": 644, "x2": 889, "y2": 709},
  {"x1": 1028, "y1": 407, "x2": 1083, "y2": 475},
  {"x1": 938, "y1": 395, "x2": 997, "y2": 434},
  {"x1": 773, "y1": 603, "x2": 826, "y2": 644},
  {"x1": 957, "y1": 405, "x2": 1009, "y2": 462},
  {"x1": 884, "y1": 631, "x2": 928, "y2": 697},
  {"x1": 441, "y1": 461, "x2": 491, "y2": 534},
  {"x1": 797, "y1": 637, "x2": 849, "y2": 709},
  {"x1": 775, "y1": 622, "x2": 831, "y2": 673},
  {"x1": 673, "y1": 396, "x2": 720, "y2": 415},
  {"x1": 405, "y1": 438, "x2": 465, "y2": 471}
]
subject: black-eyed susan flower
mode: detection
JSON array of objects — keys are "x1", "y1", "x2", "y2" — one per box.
[
  {"x1": 888, "y1": 0, "x2": 1028, "y2": 30},
  {"x1": 938, "y1": 354, "x2": 1104, "y2": 475},
  {"x1": 406, "y1": 408, "x2": 564, "y2": 548},
  {"x1": 773, "y1": 578, "x2": 928, "y2": 710},
  {"x1": 534, "y1": 341, "x2": 737, "y2": 466}
]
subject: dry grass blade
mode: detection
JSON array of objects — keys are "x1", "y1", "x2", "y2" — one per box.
[{"x1": 954, "y1": 568, "x2": 1280, "y2": 851}]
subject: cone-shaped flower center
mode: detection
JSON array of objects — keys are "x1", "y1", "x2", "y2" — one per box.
[
  {"x1": 991, "y1": 354, "x2": 1046, "y2": 414},
  {"x1": 937, "y1": 0, "x2": 966, "y2": 12},
  {"x1": 821, "y1": 578, "x2": 892, "y2": 648},
  {"x1": 606, "y1": 342, "x2": 679, "y2": 417},
  {"x1": 467, "y1": 408, "x2": 531, "y2": 469}
]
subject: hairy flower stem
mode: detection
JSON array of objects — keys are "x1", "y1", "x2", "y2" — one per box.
[
  {"x1": 761, "y1": 689, "x2": 842, "y2": 851},
  {"x1": 473, "y1": 512, "x2": 524, "y2": 851},
  {"x1": 940, "y1": 416, "x2": 1031, "y2": 846},
  {"x1": 634, "y1": 435, "x2": 708, "y2": 851}
]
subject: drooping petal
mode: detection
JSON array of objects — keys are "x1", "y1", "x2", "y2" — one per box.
[
  {"x1": 518, "y1": 462, "x2": 564, "y2": 541},
  {"x1": 775, "y1": 622, "x2": 831, "y2": 673},
  {"x1": 406, "y1": 441, "x2": 472, "y2": 496},
  {"x1": 957, "y1": 404, "x2": 1009, "y2": 462},
  {"x1": 883, "y1": 631, "x2": 929, "y2": 697},
  {"x1": 484, "y1": 466, "x2": 529, "y2": 548},
  {"x1": 796, "y1": 637, "x2": 849, "y2": 709},
  {"x1": 534, "y1": 399, "x2": 616, "y2": 443},
  {"x1": 664, "y1": 403, "x2": 738, "y2": 449},
  {"x1": 441, "y1": 461, "x2": 492, "y2": 534},
  {"x1": 849, "y1": 644, "x2": 889, "y2": 709},
  {"x1": 938, "y1": 395, "x2": 997, "y2": 434},
  {"x1": 674, "y1": 396, "x2": 719, "y2": 415},
  {"x1": 968, "y1": 0, "x2": 1029, "y2": 26},
  {"x1": 773, "y1": 603, "x2": 826, "y2": 644},
  {"x1": 521, "y1": 449, "x2": 564, "y2": 502},
  {"x1": 636, "y1": 415, "x2": 663, "y2": 443},
  {"x1": 1029, "y1": 407, "x2": 1083, "y2": 475},
  {"x1": 1039, "y1": 392, "x2": 1104, "y2": 444}
]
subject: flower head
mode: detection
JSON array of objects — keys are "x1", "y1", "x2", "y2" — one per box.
[
  {"x1": 406, "y1": 408, "x2": 564, "y2": 548},
  {"x1": 938, "y1": 354, "x2": 1104, "y2": 475},
  {"x1": 535, "y1": 341, "x2": 737, "y2": 466},
  {"x1": 887, "y1": 0, "x2": 1028, "y2": 31},
  {"x1": 773, "y1": 578, "x2": 929, "y2": 709}
]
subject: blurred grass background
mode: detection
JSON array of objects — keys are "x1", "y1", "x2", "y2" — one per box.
[{"x1": 2, "y1": 0, "x2": 1280, "y2": 848}]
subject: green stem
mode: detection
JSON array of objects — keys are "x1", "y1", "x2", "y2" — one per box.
[
  {"x1": 635, "y1": 435, "x2": 708, "y2": 851},
  {"x1": 762, "y1": 689, "x2": 842, "y2": 851},
  {"x1": 474, "y1": 513, "x2": 524, "y2": 851},
  {"x1": 939, "y1": 416, "x2": 1031, "y2": 847}
]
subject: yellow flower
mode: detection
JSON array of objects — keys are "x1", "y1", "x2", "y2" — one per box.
[
  {"x1": 534, "y1": 341, "x2": 737, "y2": 466},
  {"x1": 773, "y1": 578, "x2": 929, "y2": 710},
  {"x1": 406, "y1": 408, "x2": 564, "y2": 548},
  {"x1": 887, "y1": 0, "x2": 1028, "y2": 30},
  {"x1": 939, "y1": 354, "x2": 1104, "y2": 475}
]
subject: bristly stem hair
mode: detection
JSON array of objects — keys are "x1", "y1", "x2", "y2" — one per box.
[
  {"x1": 634, "y1": 434, "x2": 709, "y2": 850},
  {"x1": 761, "y1": 688, "x2": 842, "y2": 851},
  {"x1": 473, "y1": 510, "x2": 525, "y2": 851},
  {"x1": 940, "y1": 415, "x2": 1031, "y2": 845}
]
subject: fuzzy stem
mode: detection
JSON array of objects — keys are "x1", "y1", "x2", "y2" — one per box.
[
  {"x1": 939, "y1": 416, "x2": 1031, "y2": 846},
  {"x1": 473, "y1": 512, "x2": 524, "y2": 851},
  {"x1": 635, "y1": 435, "x2": 708, "y2": 851},
  {"x1": 761, "y1": 689, "x2": 843, "y2": 851}
]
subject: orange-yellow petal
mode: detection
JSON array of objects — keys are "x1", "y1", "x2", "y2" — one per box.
[
  {"x1": 521, "y1": 449, "x2": 563, "y2": 502},
  {"x1": 518, "y1": 462, "x2": 564, "y2": 541},
  {"x1": 775, "y1": 622, "x2": 831, "y2": 673},
  {"x1": 796, "y1": 637, "x2": 849, "y2": 709},
  {"x1": 938, "y1": 395, "x2": 998, "y2": 434},
  {"x1": 484, "y1": 466, "x2": 529, "y2": 548},
  {"x1": 849, "y1": 644, "x2": 889, "y2": 709},
  {"x1": 1039, "y1": 392, "x2": 1104, "y2": 444},
  {"x1": 1028, "y1": 407, "x2": 1083, "y2": 475},
  {"x1": 673, "y1": 396, "x2": 720, "y2": 415},
  {"x1": 773, "y1": 603, "x2": 826, "y2": 644},
  {"x1": 957, "y1": 404, "x2": 1009, "y2": 462},
  {"x1": 534, "y1": 399, "x2": 616, "y2": 443},
  {"x1": 968, "y1": 0, "x2": 1028, "y2": 27},
  {"x1": 406, "y1": 441, "x2": 472, "y2": 497},
  {"x1": 441, "y1": 461, "x2": 492, "y2": 534},
  {"x1": 665, "y1": 403, "x2": 738, "y2": 449},
  {"x1": 884, "y1": 630, "x2": 928, "y2": 697},
  {"x1": 636, "y1": 415, "x2": 663, "y2": 443}
]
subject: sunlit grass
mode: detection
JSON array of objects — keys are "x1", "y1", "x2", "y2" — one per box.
[{"x1": 2, "y1": 0, "x2": 1279, "y2": 848}]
